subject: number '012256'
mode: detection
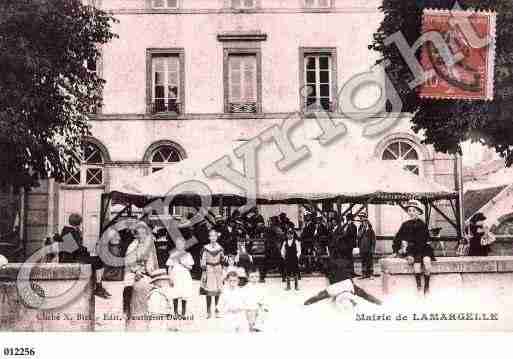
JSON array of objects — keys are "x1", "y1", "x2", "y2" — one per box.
[{"x1": 3, "y1": 348, "x2": 36, "y2": 356}]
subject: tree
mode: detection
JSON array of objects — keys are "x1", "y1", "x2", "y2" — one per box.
[
  {"x1": 0, "y1": 0, "x2": 117, "y2": 188},
  {"x1": 370, "y1": 0, "x2": 513, "y2": 166}
]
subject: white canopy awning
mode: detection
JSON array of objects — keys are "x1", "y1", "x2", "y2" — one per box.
[{"x1": 109, "y1": 146, "x2": 456, "y2": 206}]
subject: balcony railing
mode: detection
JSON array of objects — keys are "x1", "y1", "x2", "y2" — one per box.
[
  {"x1": 304, "y1": 99, "x2": 335, "y2": 113},
  {"x1": 151, "y1": 100, "x2": 182, "y2": 115},
  {"x1": 229, "y1": 102, "x2": 257, "y2": 113}
]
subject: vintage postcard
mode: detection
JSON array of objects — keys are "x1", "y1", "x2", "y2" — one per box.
[{"x1": 1, "y1": 0, "x2": 513, "y2": 346}]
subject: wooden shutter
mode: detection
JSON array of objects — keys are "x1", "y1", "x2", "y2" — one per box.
[{"x1": 229, "y1": 55, "x2": 256, "y2": 103}]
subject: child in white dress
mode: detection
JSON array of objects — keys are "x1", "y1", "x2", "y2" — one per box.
[
  {"x1": 244, "y1": 268, "x2": 268, "y2": 331},
  {"x1": 218, "y1": 271, "x2": 249, "y2": 332},
  {"x1": 224, "y1": 255, "x2": 246, "y2": 284},
  {"x1": 166, "y1": 238, "x2": 194, "y2": 317}
]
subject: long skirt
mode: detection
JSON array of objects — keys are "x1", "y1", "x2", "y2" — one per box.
[
  {"x1": 126, "y1": 276, "x2": 152, "y2": 331},
  {"x1": 199, "y1": 263, "x2": 223, "y2": 296}
]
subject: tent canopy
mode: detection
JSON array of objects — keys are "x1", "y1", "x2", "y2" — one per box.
[{"x1": 108, "y1": 149, "x2": 457, "y2": 208}]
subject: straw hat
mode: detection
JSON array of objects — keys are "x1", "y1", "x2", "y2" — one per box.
[
  {"x1": 0, "y1": 254, "x2": 8, "y2": 268},
  {"x1": 405, "y1": 200, "x2": 423, "y2": 215}
]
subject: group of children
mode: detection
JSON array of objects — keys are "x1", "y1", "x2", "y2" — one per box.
[{"x1": 144, "y1": 229, "x2": 268, "y2": 332}]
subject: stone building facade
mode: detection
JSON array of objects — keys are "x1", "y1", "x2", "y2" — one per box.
[{"x1": 15, "y1": 0, "x2": 458, "y2": 257}]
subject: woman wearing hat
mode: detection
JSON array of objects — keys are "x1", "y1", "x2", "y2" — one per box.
[
  {"x1": 124, "y1": 222, "x2": 159, "y2": 331},
  {"x1": 468, "y1": 213, "x2": 492, "y2": 257},
  {"x1": 394, "y1": 200, "x2": 434, "y2": 295}
]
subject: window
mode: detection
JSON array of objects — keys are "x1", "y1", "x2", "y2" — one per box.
[
  {"x1": 232, "y1": 0, "x2": 256, "y2": 9},
  {"x1": 304, "y1": 55, "x2": 332, "y2": 111},
  {"x1": 224, "y1": 49, "x2": 262, "y2": 114},
  {"x1": 304, "y1": 0, "x2": 331, "y2": 8},
  {"x1": 153, "y1": 56, "x2": 180, "y2": 113},
  {"x1": 152, "y1": 0, "x2": 178, "y2": 8},
  {"x1": 65, "y1": 143, "x2": 105, "y2": 186},
  {"x1": 300, "y1": 48, "x2": 337, "y2": 112},
  {"x1": 147, "y1": 49, "x2": 185, "y2": 115},
  {"x1": 381, "y1": 139, "x2": 422, "y2": 175},
  {"x1": 229, "y1": 55, "x2": 257, "y2": 113},
  {"x1": 150, "y1": 145, "x2": 183, "y2": 173}
]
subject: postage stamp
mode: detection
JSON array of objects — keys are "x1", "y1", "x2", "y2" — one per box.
[{"x1": 419, "y1": 8, "x2": 497, "y2": 101}]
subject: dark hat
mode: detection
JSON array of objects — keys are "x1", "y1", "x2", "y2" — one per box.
[{"x1": 470, "y1": 212, "x2": 487, "y2": 223}]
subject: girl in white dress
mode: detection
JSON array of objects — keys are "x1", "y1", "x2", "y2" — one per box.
[
  {"x1": 167, "y1": 238, "x2": 194, "y2": 317},
  {"x1": 218, "y1": 271, "x2": 249, "y2": 332}
]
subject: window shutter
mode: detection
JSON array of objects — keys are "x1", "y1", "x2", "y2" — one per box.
[
  {"x1": 242, "y1": 56, "x2": 256, "y2": 102},
  {"x1": 167, "y1": 57, "x2": 179, "y2": 99},
  {"x1": 229, "y1": 55, "x2": 256, "y2": 103},
  {"x1": 229, "y1": 56, "x2": 242, "y2": 102}
]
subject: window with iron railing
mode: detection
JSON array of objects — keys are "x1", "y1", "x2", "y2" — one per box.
[
  {"x1": 304, "y1": 0, "x2": 331, "y2": 9},
  {"x1": 152, "y1": 0, "x2": 179, "y2": 9},
  {"x1": 228, "y1": 54, "x2": 257, "y2": 113},
  {"x1": 232, "y1": 0, "x2": 256, "y2": 9},
  {"x1": 151, "y1": 55, "x2": 181, "y2": 115}
]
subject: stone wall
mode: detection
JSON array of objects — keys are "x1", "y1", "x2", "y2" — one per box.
[
  {"x1": 380, "y1": 257, "x2": 513, "y2": 329},
  {"x1": 0, "y1": 264, "x2": 94, "y2": 332}
]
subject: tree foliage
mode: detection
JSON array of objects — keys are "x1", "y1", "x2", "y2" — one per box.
[
  {"x1": 370, "y1": 0, "x2": 513, "y2": 166},
  {"x1": 0, "y1": 0, "x2": 117, "y2": 188}
]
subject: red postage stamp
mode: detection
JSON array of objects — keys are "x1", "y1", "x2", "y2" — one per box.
[{"x1": 419, "y1": 9, "x2": 497, "y2": 101}]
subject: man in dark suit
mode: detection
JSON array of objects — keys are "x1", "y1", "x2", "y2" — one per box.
[
  {"x1": 59, "y1": 213, "x2": 111, "y2": 299},
  {"x1": 343, "y1": 213, "x2": 358, "y2": 275},
  {"x1": 328, "y1": 217, "x2": 352, "y2": 263}
]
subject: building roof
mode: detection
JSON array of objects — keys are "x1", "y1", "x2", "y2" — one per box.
[{"x1": 464, "y1": 185, "x2": 507, "y2": 220}]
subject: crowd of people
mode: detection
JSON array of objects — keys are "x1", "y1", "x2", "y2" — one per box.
[
  {"x1": 41, "y1": 200, "x2": 497, "y2": 332},
  {"x1": 116, "y1": 206, "x2": 382, "y2": 331}
]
